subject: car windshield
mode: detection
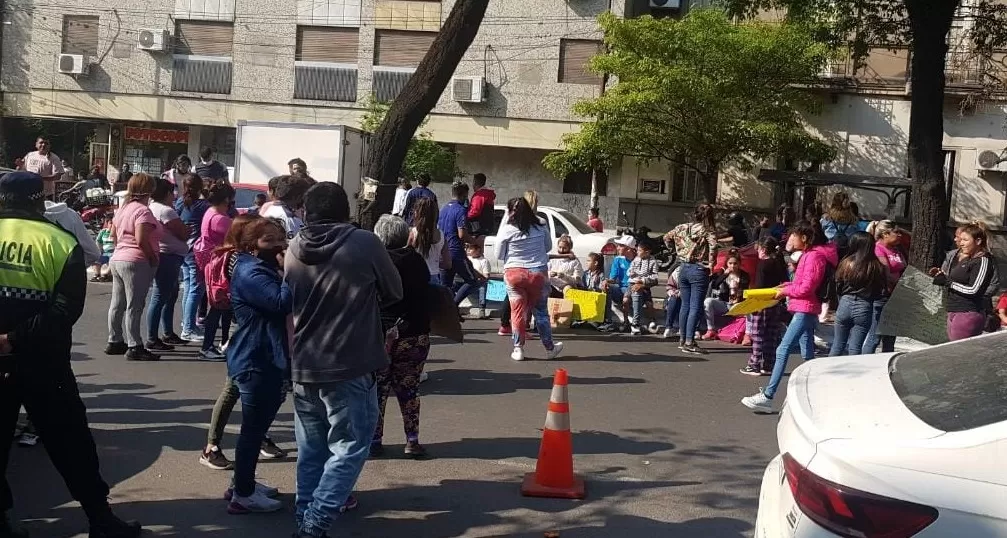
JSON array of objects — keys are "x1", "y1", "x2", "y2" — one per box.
[
  {"x1": 555, "y1": 210, "x2": 598, "y2": 234},
  {"x1": 889, "y1": 333, "x2": 1007, "y2": 432}
]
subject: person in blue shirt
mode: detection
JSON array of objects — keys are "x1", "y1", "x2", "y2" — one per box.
[
  {"x1": 437, "y1": 182, "x2": 480, "y2": 305},
  {"x1": 401, "y1": 173, "x2": 438, "y2": 225},
  {"x1": 603, "y1": 235, "x2": 636, "y2": 329},
  {"x1": 225, "y1": 216, "x2": 292, "y2": 514}
]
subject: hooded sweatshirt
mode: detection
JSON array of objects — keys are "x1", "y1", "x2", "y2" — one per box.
[
  {"x1": 284, "y1": 222, "x2": 403, "y2": 384},
  {"x1": 780, "y1": 243, "x2": 839, "y2": 314},
  {"x1": 44, "y1": 201, "x2": 101, "y2": 265},
  {"x1": 467, "y1": 187, "x2": 496, "y2": 235}
]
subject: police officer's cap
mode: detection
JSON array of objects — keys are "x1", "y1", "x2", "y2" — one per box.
[{"x1": 0, "y1": 171, "x2": 45, "y2": 201}]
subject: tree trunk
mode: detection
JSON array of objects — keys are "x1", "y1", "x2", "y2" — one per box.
[
  {"x1": 358, "y1": 0, "x2": 490, "y2": 230},
  {"x1": 905, "y1": 0, "x2": 957, "y2": 269}
]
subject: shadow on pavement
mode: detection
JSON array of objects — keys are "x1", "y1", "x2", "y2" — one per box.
[
  {"x1": 423, "y1": 369, "x2": 645, "y2": 396},
  {"x1": 423, "y1": 430, "x2": 675, "y2": 460}
]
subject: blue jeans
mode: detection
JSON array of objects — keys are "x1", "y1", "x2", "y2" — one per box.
[
  {"x1": 146, "y1": 253, "x2": 183, "y2": 341},
  {"x1": 294, "y1": 374, "x2": 379, "y2": 536},
  {"x1": 631, "y1": 287, "x2": 652, "y2": 326},
  {"x1": 665, "y1": 295, "x2": 681, "y2": 330},
  {"x1": 469, "y1": 281, "x2": 488, "y2": 309},
  {"x1": 232, "y1": 368, "x2": 284, "y2": 497},
  {"x1": 830, "y1": 295, "x2": 874, "y2": 357},
  {"x1": 441, "y1": 254, "x2": 479, "y2": 305},
  {"x1": 606, "y1": 285, "x2": 625, "y2": 323},
  {"x1": 678, "y1": 263, "x2": 710, "y2": 344},
  {"x1": 864, "y1": 296, "x2": 895, "y2": 353},
  {"x1": 181, "y1": 253, "x2": 204, "y2": 335},
  {"x1": 764, "y1": 312, "x2": 818, "y2": 399}
]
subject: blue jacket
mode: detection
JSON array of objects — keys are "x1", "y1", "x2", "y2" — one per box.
[
  {"x1": 609, "y1": 256, "x2": 631, "y2": 288},
  {"x1": 227, "y1": 253, "x2": 292, "y2": 378}
]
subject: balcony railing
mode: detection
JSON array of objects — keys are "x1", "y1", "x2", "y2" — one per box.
[
  {"x1": 372, "y1": 67, "x2": 414, "y2": 102},
  {"x1": 172, "y1": 56, "x2": 232, "y2": 94}
]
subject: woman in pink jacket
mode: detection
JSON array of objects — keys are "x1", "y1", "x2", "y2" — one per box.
[{"x1": 742, "y1": 221, "x2": 838, "y2": 413}]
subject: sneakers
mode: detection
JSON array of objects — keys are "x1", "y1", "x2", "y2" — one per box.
[
  {"x1": 662, "y1": 328, "x2": 679, "y2": 339},
  {"x1": 419, "y1": 371, "x2": 429, "y2": 383},
  {"x1": 145, "y1": 339, "x2": 175, "y2": 352},
  {"x1": 701, "y1": 330, "x2": 718, "y2": 341},
  {"x1": 404, "y1": 441, "x2": 428, "y2": 459},
  {"x1": 739, "y1": 365, "x2": 762, "y2": 376},
  {"x1": 180, "y1": 329, "x2": 204, "y2": 342},
  {"x1": 16, "y1": 432, "x2": 38, "y2": 447},
  {"x1": 162, "y1": 333, "x2": 188, "y2": 346},
  {"x1": 227, "y1": 489, "x2": 283, "y2": 514},
  {"x1": 225, "y1": 481, "x2": 280, "y2": 501},
  {"x1": 741, "y1": 391, "x2": 775, "y2": 413},
  {"x1": 199, "y1": 446, "x2": 233, "y2": 470},
  {"x1": 199, "y1": 347, "x2": 226, "y2": 362},
  {"x1": 630, "y1": 325, "x2": 642, "y2": 335},
  {"x1": 648, "y1": 322, "x2": 659, "y2": 334},
  {"x1": 510, "y1": 346, "x2": 524, "y2": 361},
  {"x1": 498, "y1": 326, "x2": 512, "y2": 336},
  {"x1": 87, "y1": 512, "x2": 142, "y2": 538},
  {"x1": 545, "y1": 342, "x2": 564, "y2": 360},
  {"x1": 680, "y1": 342, "x2": 707, "y2": 355},
  {"x1": 470, "y1": 308, "x2": 484, "y2": 319},
  {"x1": 260, "y1": 438, "x2": 287, "y2": 459},
  {"x1": 104, "y1": 342, "x2": 128, "y2": 355},
  {"x1": 125, "y1": 347, "x2": 160, "y2": 361},
  {"x1": 741, "y1": 335, "x2": 753, "y2": 347}
]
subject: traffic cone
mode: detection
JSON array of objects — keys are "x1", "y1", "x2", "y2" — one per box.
[{"x1": 521, "y1": 368, "x2": 586, "y2": 499}]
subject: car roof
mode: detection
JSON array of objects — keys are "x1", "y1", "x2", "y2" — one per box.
[
  {"x1": 494, "y1": 205, "x2": 563, "y2": 212},
  {"x1": 233, "y1": 183, "x2": 268, "y2": 191}
]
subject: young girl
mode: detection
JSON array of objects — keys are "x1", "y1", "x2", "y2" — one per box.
[
  {"x1": 196, "y1": 181, "x2": 236, "y2": 361},
  {"x1": 830, "y1": 232, "x2": 887, "y2": 356},
  {"x1": 583, "y1": 252, "x2": 606, "y2": 292},
  {"x1": 702, "y1": 252, "x2": 750, "y2": 341},
  {"x1": 92, "y1": 220, "x2": 115, "y2": 282},
  {"x1": 741, "y1": 237, "x2": 788, "y2": 376},
  {"x1": 742, "y1": 221, "x2": 838, "y2": 412},
  {"x1": 466, "y1": 243, "x2": 491, "y2": 319}
]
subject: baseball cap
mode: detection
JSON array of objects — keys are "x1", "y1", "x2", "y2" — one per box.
[
  {"x1": 0, "y1": 171, "x2": 44, "y2": 201},
  {"x1": 614, "y1": 235, "x2": 637, "y2": 249}
]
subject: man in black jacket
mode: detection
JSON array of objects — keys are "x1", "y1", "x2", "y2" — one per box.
[{"x1": 0, "y1": 172, "x2": 141, "y2": 538}]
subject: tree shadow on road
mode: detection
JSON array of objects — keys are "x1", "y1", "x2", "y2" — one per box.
[
  {"x1": 423, "y1": 369, "x2": 645, "y2": 396},
  {"x1": 422, "y1": 429, "x2": 675, "y2": 460}
]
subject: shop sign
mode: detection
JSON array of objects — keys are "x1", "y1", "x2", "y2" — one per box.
[{"x1": 125, "y1": 127, "x2": 189, "y2": 144}]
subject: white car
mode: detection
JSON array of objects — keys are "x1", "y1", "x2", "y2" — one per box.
[
  {"x1": 755, "y1": 331, "x2": 1007, "y2": 538},
  {"x1": 482, "y1": 205, "x2": 619, "y2": 275}
]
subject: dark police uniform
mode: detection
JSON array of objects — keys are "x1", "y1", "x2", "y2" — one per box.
[{"x1": 0, "y1": 172, "x2": 139, "y2": 538}]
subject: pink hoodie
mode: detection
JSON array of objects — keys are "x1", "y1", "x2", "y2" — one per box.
[{"x1": 780, "y1": 243, "x2": 839, "y2": 314}]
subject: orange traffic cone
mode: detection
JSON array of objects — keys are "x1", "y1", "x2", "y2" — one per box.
[{"x1": 521, "y1": 368, "x2": 586, "y2": 499}]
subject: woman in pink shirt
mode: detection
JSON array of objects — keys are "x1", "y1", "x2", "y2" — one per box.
[
  {"x1": 106, "y1": 173, "x2": 163, "y2": 361},
  {"x1": 195, "y1": 181, "x2": 236, "y2": 361},
  {"x1": 865, "y1": 220, "x2": 907, "y2": 353}
]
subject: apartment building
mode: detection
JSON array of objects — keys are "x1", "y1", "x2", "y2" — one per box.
[{"x1": 0, "y1": 0, "x2": 696, "y2": 224}]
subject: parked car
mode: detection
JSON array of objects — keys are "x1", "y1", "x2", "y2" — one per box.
[
  {"x1": 483, "y1": 205, "x2": 619, "y2": 275},
  {"x1": 755, "y1": 331, "x2": 1007, "y2": 537},
  {"x1": 233, "y1": 183, "x2": 268, "y2": 213}
]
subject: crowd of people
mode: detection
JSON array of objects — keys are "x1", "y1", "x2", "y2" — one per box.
[{"x1": 3, "y1": 142, "x2": 1006, "y2": 537}]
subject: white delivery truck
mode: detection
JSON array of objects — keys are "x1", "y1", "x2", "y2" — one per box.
[{"x1": 233, "y1": 120, "x2": 368, "y2": 202}]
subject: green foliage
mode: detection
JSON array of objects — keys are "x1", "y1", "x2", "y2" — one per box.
[
  {"x1": 361, "y1": 98, "x2": 462, "y2": 183},
  {"x1": 543, "y1": 10, "x2": 836, "y2": 187}
]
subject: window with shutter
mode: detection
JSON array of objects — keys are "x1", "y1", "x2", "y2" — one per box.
[
  {"x1": 373, "y1": 30, "x2": 436, "y2": 67},
  {"x1": 174, "y1": 20, "x2": 234, "y2": 57},
  {"x1": 558, "y1": 39, "x2": 602, "y2": 85},
  {"x1": 296, "y1": 26, "x2": 359, "y2": 63},
  {"x1": 62, "y1": 16, "x2": 99, "y2": 56}
]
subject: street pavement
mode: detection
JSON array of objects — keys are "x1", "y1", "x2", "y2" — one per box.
[{"x1": 8, "y1": 283, "x2": 784, "y2": 537}]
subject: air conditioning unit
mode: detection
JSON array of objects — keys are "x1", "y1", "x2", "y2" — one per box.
[
  {"x1": 137, "y1": 29, "x2": 168, "y2": 52},
  {"x1": 976, "y1": 149, "x2": 1007, "y2": 172},
  {"x1": 57, "y1": 54, "x2": 88, "y2": 75},
  {"x1": 649, "y1": 0, "x2": 681, "y2": 8},
  {"x1": 451, "y1": 76, "x2": 485, "y2": 103}
]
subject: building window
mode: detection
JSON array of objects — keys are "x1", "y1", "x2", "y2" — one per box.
[
  {"x1": 639, "y1": 179, "x2": 667, "y2": 195},
  {"x1": 62, "y1": 16, "x2": 99, "y2": 57},
  {"x1": 672, "y1": 158, "x2": 707, "y2": 203},
  {"x1": 172, "y1": 20, "x2": 234, "y2": 94},
  {"x1": 373, "y1": 30, "x2": 436, "y2": 101},
  {"x1": 294, "y1": 26, "x2": 359, "y2": 102},
  {"x1": 558, "y1": 39, "x2": 602, "y2": 85},
  {"x1": 562, "y1": 169, "x2": 608, "y2": 196}
]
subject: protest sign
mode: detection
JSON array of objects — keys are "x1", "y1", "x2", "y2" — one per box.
[{"x1": 877, "y1": 266, "x2": 948, "y2": 345}]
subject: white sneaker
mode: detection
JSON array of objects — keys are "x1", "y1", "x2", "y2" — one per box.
[
  {"x1": 630, "y1": 325, "x2": 642, "y2": 335},
  {"x1": 511, "y1": 346, "x2": 525, "y2": 361},
  {"x1": 741, "y1": 391, "x2": 774, "y2": 413},
  {"x1": 662, "y1": 328, "x2": 679, "y2": 339},
  {"x1": 545, "y1": 342, "x2": 564, "y2": 360},
  {"x1": 419, "y1": 371, "x2": 430, "y2": 383},
  {"x1": 471, "y1": 308, "x2": 484, "y2": 319},
  {"x1": 648, "y1": 322, "x2": 658, "y2": 334},
  {"x1": 225, "y1": 481, "x2": 280, "y2": 501},
  {"x1": 227, "y1": 489, "x2": 283, "y2": 514}
]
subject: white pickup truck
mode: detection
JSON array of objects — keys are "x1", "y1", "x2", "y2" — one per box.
[{"x1": 483, "y1": 205, "x2": 619, "y2": 275}]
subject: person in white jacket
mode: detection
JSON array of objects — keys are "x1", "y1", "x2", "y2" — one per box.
[{"x1": 44, "y1": 200, "x2": 102, "y2": 265}]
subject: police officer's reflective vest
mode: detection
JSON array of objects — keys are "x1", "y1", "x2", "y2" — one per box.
[{"x1": 0, "y1": 217, "x2": 77, "y2": 303}]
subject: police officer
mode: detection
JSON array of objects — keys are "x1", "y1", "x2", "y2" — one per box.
[{"x1": 0, "y1": 172, "x2": 141, "y2": 538}]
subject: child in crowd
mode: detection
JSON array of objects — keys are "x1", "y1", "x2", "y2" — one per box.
[
  {"x1": 92, "y1": 220, "x2": 114, "y2": 282},
  {"x1": 702, "y1": 251, "x2": 750, "y2": 341},
  {"x1": 627, "y1": 242, "x2": 660, "y2": 335},
  {"x1": 663, "y1": 262, "x2": 682, "y2": 339},
  {"x1": 603, "y1": 236, "x2": 635, "y2": 330},
  {"x1": 466, "y1": 243, "x2": 491, "y2": 319},
  {"x1": 742, "y1": 236, "x2": 789, "y2": 376},
  {"x1": 583, "y1": 252, "x2": 606, "y2": 292}
]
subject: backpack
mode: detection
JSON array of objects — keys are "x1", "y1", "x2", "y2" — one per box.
[
  {"x1": 815, "y1": 257, "x2": 837, "y2": 302},
  {"x1": 204, "y1": 249, "x2": 233, "y2": 309},
  {"x1": 831, "y1": 223, "x2": 854, "y2": 257}
]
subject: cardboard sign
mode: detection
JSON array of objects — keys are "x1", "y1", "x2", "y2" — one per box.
[
  {"x1": 564, "y1": 288, "x2": 607, "y2": 323},
  {"x1": 877, "y1": 266, "x2": 948, "y2": 345}
]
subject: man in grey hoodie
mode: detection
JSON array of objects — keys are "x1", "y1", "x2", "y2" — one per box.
[{"x1": 284, "y1": 182, "x2": 403, "y2": 538}]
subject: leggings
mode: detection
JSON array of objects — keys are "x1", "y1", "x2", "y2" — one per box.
[{"x1": 373, "y1": 334, "x2": 431, "y2": 444}]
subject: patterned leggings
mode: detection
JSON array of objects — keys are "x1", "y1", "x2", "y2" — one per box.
[
  {"x1": 748, "y1": 304, "x2": 784, "y2": 372},
  {"x1": 374, "y1": 334, "x2": 430, "y2": 444}
]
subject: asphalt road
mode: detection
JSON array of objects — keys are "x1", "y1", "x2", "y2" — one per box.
[{"x1": 7, "y1": 283, "x2": 782, "y2": 537}]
